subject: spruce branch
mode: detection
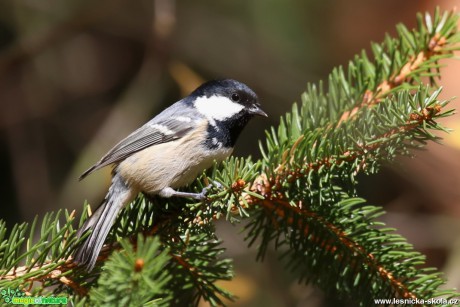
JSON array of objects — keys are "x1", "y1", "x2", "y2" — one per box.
[
  {"x1": 250, "y1": 198, "x2": 420, "y2": 300},
  {"x1": 339, "y1": 28, "x2": 450, "y2": 123},
  {"x1": 244, "y1": 195, "x2": 459, "y2": 305},
  {"x1": 253, "y1": 89, "x2": 447, "y2": 196},
  {"x1": 237, "y1": 9, "x2": 460, "y2": 306},
  {"x1": 295, "y1": 9, "x2": 459, "y2": 129},
  {"x1": 166, "y1": 234, "x2": 234, "y2": 306},
  {"x1": 0, "y1": 209, "x2": 83, "y2": 296},
  {"x1": 0, "y1": 200, "x2": 236, "y2": 306},
  {"x1": 89, "y1": 235, "x2": 172, "y2": 306}
]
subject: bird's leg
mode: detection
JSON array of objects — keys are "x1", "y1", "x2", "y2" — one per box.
[
  {"x1": 158, "y1": 181, "x2": 224, "y2": 201},
  {"x1": 159, "y1": 187, "x2": 207, "y2": 200}
]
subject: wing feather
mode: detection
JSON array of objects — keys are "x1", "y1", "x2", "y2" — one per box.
[{"x1": 79, "y1": 117, "x2": 195, "y2": 180}]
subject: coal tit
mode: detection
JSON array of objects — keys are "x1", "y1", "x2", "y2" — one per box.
[{"x1": 74, "y1": 79, "x2": 267, "y2": 270}]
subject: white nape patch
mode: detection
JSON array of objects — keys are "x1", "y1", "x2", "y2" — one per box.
[
  {"x1": 194, "y1": 95, "x2": 244, "y2": 123},
  {"x1": 150, "y1": 124, "x2": 175, "y2": 135}
]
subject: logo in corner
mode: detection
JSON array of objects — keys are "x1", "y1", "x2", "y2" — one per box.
[
  {"x1": 1, "y1": 287, "x2": 68, "y2": 305},
  {"x1": 1, "y1": 288, "x2": 26, "y2": 304}
]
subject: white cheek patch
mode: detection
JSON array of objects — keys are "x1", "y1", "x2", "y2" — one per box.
[{"x1": 194, "y1": 95, "x2": 244, "y2": 122}]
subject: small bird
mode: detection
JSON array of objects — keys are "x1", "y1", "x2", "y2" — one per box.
[{"x1": 74, "y1": 79, "x2": 267, "y2": 270}]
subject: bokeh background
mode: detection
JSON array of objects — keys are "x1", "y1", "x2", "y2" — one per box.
[{"x1": 1, "y1": 1, "x2": 459, "y2": 306}]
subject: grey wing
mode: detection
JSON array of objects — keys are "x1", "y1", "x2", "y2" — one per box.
[{"x1": 79, "y1": 107, "x2": 199, "y2": 180}]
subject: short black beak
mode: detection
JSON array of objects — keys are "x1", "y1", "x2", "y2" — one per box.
[{"x1": 250, "y1": 105, "x2": 268, "y2": 117}]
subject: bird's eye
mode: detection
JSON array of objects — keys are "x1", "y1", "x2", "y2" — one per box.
[{"x1": 231, "y1": 93, "x2": 240, "y2": 102}]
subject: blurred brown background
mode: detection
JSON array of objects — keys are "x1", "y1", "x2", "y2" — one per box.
[{"x1": 0, "y1": 1, "x2": 459, "y2": 306}]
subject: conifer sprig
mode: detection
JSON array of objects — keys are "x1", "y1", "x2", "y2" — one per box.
[{"x1": 237, "y1": 9, "x2": 459, "y2": 306}]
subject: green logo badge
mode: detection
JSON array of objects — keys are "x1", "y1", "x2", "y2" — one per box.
[{"x1": 1, "y1": 288, "x2": 68, "y2": 305}]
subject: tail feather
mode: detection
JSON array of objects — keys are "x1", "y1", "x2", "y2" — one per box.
[
  {"x1": 73, "y1": 174, "x2": 134, "y2": 271},
  {"x1": 78, "y1": 165, "x2": 97, "y2": 181}
]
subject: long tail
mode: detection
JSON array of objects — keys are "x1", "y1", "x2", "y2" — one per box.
[{"x1": 73, "y1": 174, "x2": 134, "y2": 271}]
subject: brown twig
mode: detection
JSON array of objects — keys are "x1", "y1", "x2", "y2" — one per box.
[
  {"x1": 260, "y1": 199, "x2": 418, "y2": 301},
  {"x1": 261, "y1": 104, "x2": 442, "y2": 193},
  {"x1": 338, "y1": 32, "x2": 449, "y2": 124},
  {"x1": 0, "y1": 259, "x2": 86, "y2": 294},
  {"x1": 249, "y1": 104, "x2": 442, "y2": 198}
]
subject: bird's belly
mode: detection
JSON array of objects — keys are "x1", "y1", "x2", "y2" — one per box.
[
  {"x1": 116, "y1": 128, "x2": 233, "y2": 195},
  {"x1": 168, "y1": 146, "x2": 232, "y2": 188}
]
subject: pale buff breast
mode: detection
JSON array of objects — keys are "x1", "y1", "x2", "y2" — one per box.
[{"x1": 116, "y1": 122, "x2": 233, "y2": 194}]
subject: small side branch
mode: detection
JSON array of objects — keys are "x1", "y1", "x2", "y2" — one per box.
[{"x1": 339, "y1": 32, "x2": 449, "y2": 123}]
